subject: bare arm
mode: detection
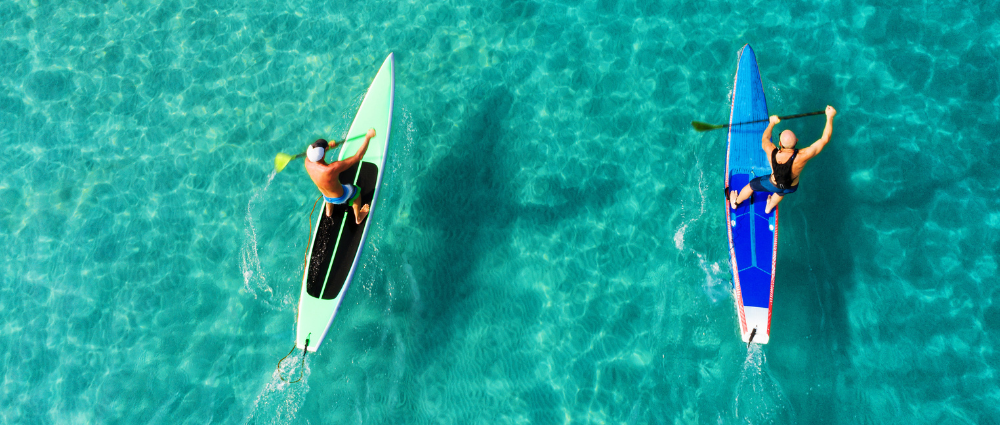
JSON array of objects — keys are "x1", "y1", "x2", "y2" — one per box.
[
  {"x1": 761, "y1": 115, "x2": 779, "y2": 152},
  {"x1": 799, "y1": 106, "x2": 836, "y2": 159},
  {"x1": 340, "y1": 128, "x2": 376, "y2": 168}
]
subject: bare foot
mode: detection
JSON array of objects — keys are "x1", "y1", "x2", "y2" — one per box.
[
  {"x1": 764, "y1": 194, "x2": 778, "y2": 214},
  {"x1": 729, "y1": 190, "x2": 739, "y2": 209},
  {"x1": 355, "y1": 204, "x2": 370, "y2": 224}
]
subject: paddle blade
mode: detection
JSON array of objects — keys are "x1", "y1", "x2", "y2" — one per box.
[
  {"x1": 274, "y1": 152, "x2": 296, "y2": 173},
  {"x1": 691, "y1": 121, "x2": 727, "y2": 132}
]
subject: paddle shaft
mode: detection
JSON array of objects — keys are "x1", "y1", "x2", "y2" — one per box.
[
  {"x1": 691, "y1": 110, "x2": 826, "y2": 132},
  {"x1": 274, "y1": 132, "x2": 370, "y2": 172},
  {"x1": 336, "y1": 132, "x2": 369, "y2": 146},
  {"x1": 295, "y1": 132, "x2": 369, "y2": 159},
  {"x1": 306, "y1": 132, "x2": 370, "y2": 155},
  {"x1": 723, "y1": 110, "x2": 824, "y2": 129}
]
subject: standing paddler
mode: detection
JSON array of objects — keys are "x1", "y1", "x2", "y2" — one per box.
[
  {"x1": 729, "y1": 105, "x2": 838, "y2": 213},
  {"x1": 304, "y1": 128, "x2": 376, "y2": 224}
]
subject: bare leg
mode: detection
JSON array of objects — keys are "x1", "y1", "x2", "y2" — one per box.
[
  {"x1": 729, "y1": 184, "x2": 754, "y2": 209},
  {"x1": 764, "y1": 194, "x2": 785, "y2": 214},
  {"x1": 352, "y1": 196, "x2": 370, "y2": 225}
]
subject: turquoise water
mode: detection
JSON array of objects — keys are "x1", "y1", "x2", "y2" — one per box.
[{"x1": 1, "y1": 0, "x2": 998, "y2": 423}]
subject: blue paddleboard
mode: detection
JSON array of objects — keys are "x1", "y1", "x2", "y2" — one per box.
[{"x1": 725, "y1": 44, "x2": 777, "y2": 345}]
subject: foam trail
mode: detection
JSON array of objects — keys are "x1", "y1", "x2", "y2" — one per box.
[
  {"x1": 698, "y1": 253, "x2": 729, "y2": 303},
  {"x1": 241, "y1": 171, "x2": 277, "y2": 306},
  {"x1": 378, "y1": 104, "x2": 417, "y2": 218},
  {"x1": 674, "y1": 163, "x2": 728, "y2": 303},
  {"x1": 733, "y1": 344, "x2": 796, "y2": 424},
  {"x1": 385, "y1": 330, "x2": 407, "y2": 410},
  {"x1": 244, "y1": 356, "x2": 311, "y2": 425}
]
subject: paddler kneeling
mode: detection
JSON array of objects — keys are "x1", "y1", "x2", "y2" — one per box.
[
  {"x1": 304, "y1": 128, "x2": 376, "y2": 224},
  {"x1": 729, "y1": 105, "x2": 837, "y2": 213}
]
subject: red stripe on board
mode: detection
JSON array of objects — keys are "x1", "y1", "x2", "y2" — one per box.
[{"x1": 767, "y1": 207, "x2": 779, "y2": 335}]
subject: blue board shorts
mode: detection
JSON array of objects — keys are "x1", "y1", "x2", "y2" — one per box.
[
  {"x1": 748, "y1": 175, "x2": 798, "y2": 195},
  {"x1": 323, "y1": 184, "x2": 360, "y2": 205}
]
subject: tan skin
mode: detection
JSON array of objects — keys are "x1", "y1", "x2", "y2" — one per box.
[
  {"x1": 730, "y1": 105, "x2": 837, "y2": 213},
  {"x1": 305, "y1": 128, "x2": 375, "y2": 224}
]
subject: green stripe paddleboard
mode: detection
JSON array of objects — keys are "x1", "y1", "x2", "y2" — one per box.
[{"x1": 295, "y1": 53, "x2": 394, "y2": 352}]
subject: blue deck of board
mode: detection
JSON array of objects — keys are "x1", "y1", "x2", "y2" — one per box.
[{"x1": 727, "y1": 45, "x2": 775, "y2": 310}]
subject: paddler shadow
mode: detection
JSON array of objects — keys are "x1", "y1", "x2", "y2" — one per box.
[
  {"x1": 766, "y1": 102, "x2": 857, "y2": 421},
  {"x1": 405, "y1": 85, "x2": 623, "y2": 367}
]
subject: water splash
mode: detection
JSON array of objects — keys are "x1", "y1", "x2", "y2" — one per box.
[
  {"x1": 244, "y1": 356, "x2": 311, "y2": 425},
  {"x1": 241, "y1": 171, "x2": 277, "y2": 307},
  {"x1": 733, "y1": 344, "x2": 796, "y2": 424}
]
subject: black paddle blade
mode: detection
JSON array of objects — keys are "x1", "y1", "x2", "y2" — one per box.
[{"x1": 691, "y1": 121, "x2": 726, "y2": 132}]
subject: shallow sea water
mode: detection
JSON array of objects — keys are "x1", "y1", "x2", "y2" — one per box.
[{"x1": 1, "y1": 0, "x2": 998, "y2": 424}]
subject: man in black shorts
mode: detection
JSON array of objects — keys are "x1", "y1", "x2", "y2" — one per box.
[{"x1": 730, "y1": 105, "x2": 837, "y2": 214}]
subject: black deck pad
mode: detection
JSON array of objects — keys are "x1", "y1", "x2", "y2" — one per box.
[
  {"x1": 305, "y1": 205, "x2": 345, "y2": 298},
  {"x1": 304, "y1": 162, "x2": 379, "y2": 300}
]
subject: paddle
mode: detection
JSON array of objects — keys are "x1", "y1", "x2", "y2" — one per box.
[
  {"x1": 691, "y1": 110, "x2": 825, "y2": 132},
  {"x1": 273, "y1": 133, "x2": 368, "y2": 173}
]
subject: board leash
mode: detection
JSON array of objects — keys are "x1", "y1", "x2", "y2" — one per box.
[
  {"x1": 273, "y1": 196, "x2": 323, "y2": 384},
  {"x1": 276, "y1": 336, "x2": 310, "y2": 383}
]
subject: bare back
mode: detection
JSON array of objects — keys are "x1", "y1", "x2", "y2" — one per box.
[
  {"x1": 305, "y1": 159, "x2": 351, "y2": 199},
  {"x1": 304, "y1": 130, "x2": 375, "y2": 200}
]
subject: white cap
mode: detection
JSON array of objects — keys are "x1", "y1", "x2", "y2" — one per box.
[
  {"x1": 306, "y1": 145, "x2": 325, "y2": 162},
  {"x1": 306, "y1": 139, "x2": 330, "y2": 162}
]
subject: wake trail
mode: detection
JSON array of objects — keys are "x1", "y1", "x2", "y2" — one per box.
[
  {"x1": 241, "y1": 171, "x2": 278, "y2": 308},
  {"x1": 244, "y1": 356, "x2": 312, "y2": 425},
  {"x1": 674, "y1": 159, "x2": 729, "y2": 303},
  {"x1": 733, "y1": 344, "x2": 796, "y2": 424}
]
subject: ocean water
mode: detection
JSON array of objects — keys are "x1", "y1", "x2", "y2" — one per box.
[{"x1": 0, "y1": 0, "x2": 998, "y2": 423}]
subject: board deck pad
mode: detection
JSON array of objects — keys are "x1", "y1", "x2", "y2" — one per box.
[
  {"x1": 725, "y1": 44, "x2": 777, "y2": 345},
  {"x1": 323, "y1": 163, "x2": 377, "y2": 299},
  {"x1": 305, "y1": 162, "x2": 378, "y2": 300}
]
